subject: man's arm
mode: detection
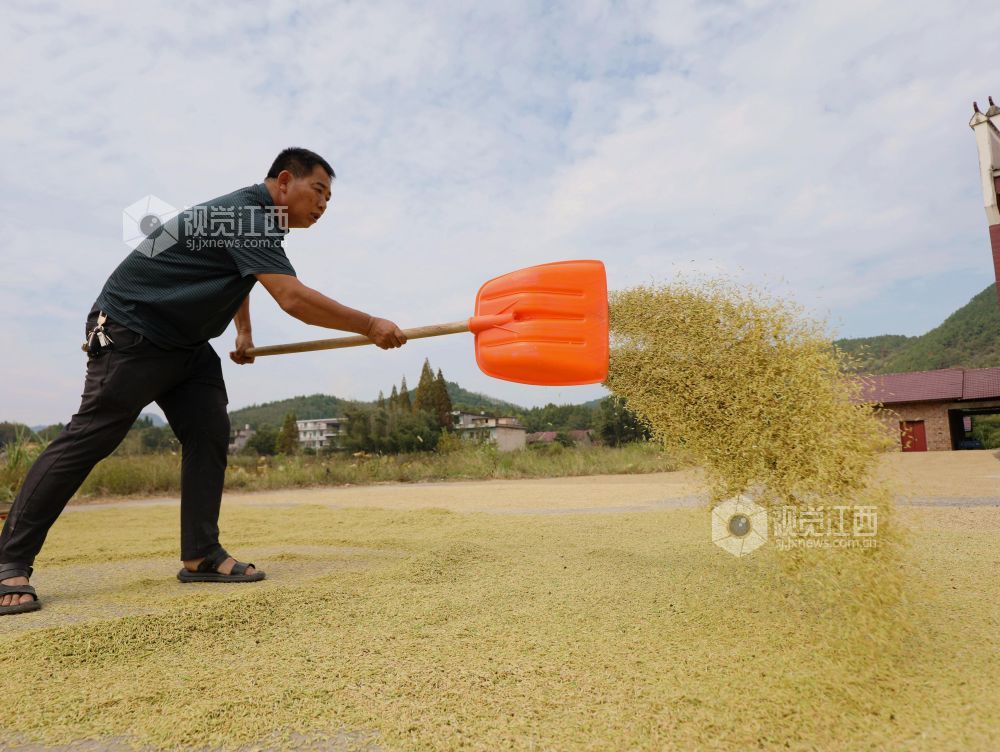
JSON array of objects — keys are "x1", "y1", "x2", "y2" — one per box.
[
  {"x1": 230, "y1": 295, "x2": 255, "y2": 364},
  {"x1": 256, "y1": 273, "x2": 407, "y2": 349}
]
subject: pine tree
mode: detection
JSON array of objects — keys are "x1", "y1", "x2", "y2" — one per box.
[
  {"x1": 433, "y1": 369, "x2": 453, "y2": 429},
  {"x1": 413, "y1": 358, "x2": 436, "y2": 413},
  {"x1": 398, "y1": 376, "x2": 412, "y2": 411},
  {"x1": 377, "y1": 390, "x2": 386, "y2": 409},
  {"x1": 276, "y1": 412, "x2": 300, "y2": 454},
  {"x1": 389, "y1": 385, "x2": 399, "y2": 410}
]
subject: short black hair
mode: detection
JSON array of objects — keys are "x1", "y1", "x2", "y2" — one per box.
[{"x1": 266, "y1": 147, "x2": 335, "y2": 181}]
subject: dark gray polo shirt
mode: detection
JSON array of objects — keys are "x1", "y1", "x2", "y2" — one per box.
[{"x1": 92, "y1": 183, "x2": 296, "y2": 349}]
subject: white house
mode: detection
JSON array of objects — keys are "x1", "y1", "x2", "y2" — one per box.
[{"x1": 296, "y1": 417, "x2": 346, "y2": 451}]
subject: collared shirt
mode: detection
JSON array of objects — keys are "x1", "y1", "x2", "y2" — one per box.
[{"x1": 92, "y1": 183, "x2": 296, "y2": 349}]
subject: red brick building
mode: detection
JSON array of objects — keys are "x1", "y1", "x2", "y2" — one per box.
[{"x1": 864, "y1": 367, "x2": 1000, "y2": 451}]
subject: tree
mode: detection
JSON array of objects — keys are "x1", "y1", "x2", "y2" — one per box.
[
  {"x1": 276, "y1": 412, "x2": 300, "y2": 454},
  {"x1": 595, "y1": 397, "x2": 651, "y2": 446},
  {"x1": 36, "y1": 423, "x2": 64, "y2": 442},
  {"x1": 433, "y1": 369, "x2": 453, "y2": 429},
  {"x1": 141, "y1": 426, "x2": 179, "y2": 453},
  {"x1": 245, "y1": 425, "x2": 278, "y2": 456},
  {"x1": 344, "y1": 406, "x2": 374, "y2": 451},
  {"x1": 391, "y1": 410, "x2": 439, "y2": 452},
  {"x1": 389, "y1": 385, "x2": 399, "y2": 410},
  {"x1": 413, "y1": 359, "x2": 436, "y2": 414},
  {"x1": 344, "y1": 406, "x2": 439, "y2": 453},
  {"x1": 377, "y1": 390, "x2": 386, "y2": 409},
  {"x1": 520, "y1": 403, "x2": 596, "y2": 432},
  {"x1": 398, "y1": 376, "x2": 412, "y2": 411}
]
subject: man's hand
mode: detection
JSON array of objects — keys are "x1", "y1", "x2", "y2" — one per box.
[
  {"x1": 230, "y1": 331, "x2": 256, "y2": 364},
  {"x1": 367, "y1": 317, "x2": 407, "y2": 349}
]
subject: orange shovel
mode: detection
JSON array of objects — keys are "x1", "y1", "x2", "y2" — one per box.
[{"x1": 245, "y1": 260, "x2": 609, "y2": 386}]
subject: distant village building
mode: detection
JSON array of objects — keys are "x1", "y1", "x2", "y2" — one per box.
[
  {"x1": 863, "y1": 367, "x2": 1000, "y2": 451},
  {"x1": 452, "y1": 411, "x2": 526, "y2": 452},
  {"x1": 526, "y1": 430, "x2": 594, "y2": 446},
  {"x1": 296, "y1": 417, "x2": 346, "y2": 451},
  {"x1": 228, "y1": 424, "x2": 255, "y2": 454}
]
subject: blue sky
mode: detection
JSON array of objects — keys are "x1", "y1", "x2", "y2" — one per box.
[{"x1": 2, "y1": 0, "x2": 999, "y2": 425}]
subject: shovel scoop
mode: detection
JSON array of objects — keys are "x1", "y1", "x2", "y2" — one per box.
[{"x1": 245, "y1": 260, "x2": 609, "y2": 386}]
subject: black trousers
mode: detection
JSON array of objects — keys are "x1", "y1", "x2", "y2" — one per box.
[{"x1": 0, "y1": 313, "x2": 231, "y2": 570}]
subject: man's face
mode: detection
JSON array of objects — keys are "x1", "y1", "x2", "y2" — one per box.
[{"x1": 273, "y1": 165, "x2": 332, "y2": 228}]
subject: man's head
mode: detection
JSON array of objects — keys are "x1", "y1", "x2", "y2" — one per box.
[{"x1": 265, "y1": 147, "x2": 335, "y2": 228}]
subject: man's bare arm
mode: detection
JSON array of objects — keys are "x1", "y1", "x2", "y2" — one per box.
[
  {"x1": 256, "y1": 273, "x2": 406, "y2": 349},
  {"x1": 234, "y1": 295, "x2": 252, "y2": 335},
  {"x1": 230, "y1": 295, "x2": 256, "y2": 364}
]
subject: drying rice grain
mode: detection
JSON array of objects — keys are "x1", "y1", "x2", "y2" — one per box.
[{"x1": 606, "y1": 280, "x2": 905, "y2": 631}]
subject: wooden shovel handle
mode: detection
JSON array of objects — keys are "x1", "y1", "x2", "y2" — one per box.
[{"x1": 244, "y1": 320, "x2": 471, "y2": 357}]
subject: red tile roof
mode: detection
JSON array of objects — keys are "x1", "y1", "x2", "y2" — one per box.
[
  {"x1": 862, "y1": 367, "x2": 1000, "y2": 404},
  {"x1": 962, "y1": 367, "x2": 1000, "y2": 399}
]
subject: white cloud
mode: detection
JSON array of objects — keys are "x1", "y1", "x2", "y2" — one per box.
[{"x1": 1, "y1": 0, "x2": 999, "y2": 424}]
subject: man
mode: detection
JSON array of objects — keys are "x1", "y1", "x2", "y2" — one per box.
[{"x1": 0, "y1": 147, "x2": 406, "y2": 615}]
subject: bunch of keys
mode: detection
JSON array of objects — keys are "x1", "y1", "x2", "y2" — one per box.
[{"x1": 84, "y1": 311, "x2": 114, "y2": 358}]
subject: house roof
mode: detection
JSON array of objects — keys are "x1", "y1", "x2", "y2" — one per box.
[
  {"x1": 962, "y1": 367, "x2": 1000, "y2": 399},
  {"x1": 526, "y1": 431, "x2": 558, "y2": 442},
  {"x1": 862, "y1": 367, "x2": 1000, "y2": 404}
]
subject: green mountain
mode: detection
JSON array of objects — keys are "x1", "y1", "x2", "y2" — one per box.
[
  {"x1": 444, "y1": 381, "x2": 524, "y2": 413},
  {"x1": 836, "y1": 283, "x2": 1000, "y2": 373},
  {"x1": 228, "y1": 394, "x2": 361, "y2": 429}
]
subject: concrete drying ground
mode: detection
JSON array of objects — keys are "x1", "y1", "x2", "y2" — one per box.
[{"x1": 1, "y1": 451, "x2": 997, "y2": 751}]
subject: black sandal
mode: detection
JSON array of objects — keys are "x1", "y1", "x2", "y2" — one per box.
[
  {"x1": 0, "y1": 563, "x2": 41, "y2": 615},
  {"x1": 177, "y1": 547, "x2": 265, "y2": 583}
]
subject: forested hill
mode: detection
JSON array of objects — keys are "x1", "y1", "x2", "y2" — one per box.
[
  {"x1": 835, "y1": 283, "x2": 1000, "y2": 373},
  {"x1": 227, "y1": 394, "x2": 359, "y2": 429},
  {"x1": 228, "y1": 381, "x2": 528, "y2": 429}
]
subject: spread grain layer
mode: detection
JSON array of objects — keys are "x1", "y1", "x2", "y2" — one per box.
[{"x1": 0, "y1": 459, "x2": 996, "y2": 750}]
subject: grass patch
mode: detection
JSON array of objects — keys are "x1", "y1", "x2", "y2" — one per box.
[{"x1": 0, "y1": 442, "x2": 680, "y2": 503}]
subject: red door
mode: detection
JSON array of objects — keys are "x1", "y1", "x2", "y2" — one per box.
[{"x1": 900, "y1": 420, "x2": 927, "y2": 452}]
